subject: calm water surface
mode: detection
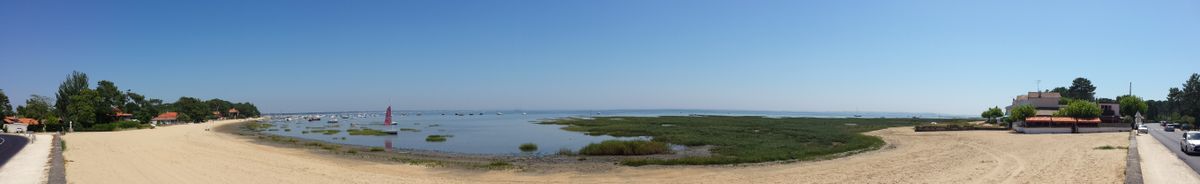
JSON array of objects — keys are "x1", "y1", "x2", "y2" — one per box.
[{"x1": 261, "y1": 110, "x2": 957, "y2": 155}]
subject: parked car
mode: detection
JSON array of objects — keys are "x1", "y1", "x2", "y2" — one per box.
[
  {"x1": 1138, "y1": 125, "x2": 1149, "y2": 134},
  {"x1": 1166, "y1": 125, "x2": 1176, "y2": 132},
  {"x1": 1181, "y1": 131, "x2": 1200, "y2": 155}
]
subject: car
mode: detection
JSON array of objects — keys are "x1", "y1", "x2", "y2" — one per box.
[
  {"x1": 1138, "y1": 125, "x2": 1149, "y2": 134},
  {"x1": 1166, "y1": 125, "x2": 1176, "y2": 132},
  {"x1": 1182, "y1": 131, "x2": 1200, "y2": 155}
]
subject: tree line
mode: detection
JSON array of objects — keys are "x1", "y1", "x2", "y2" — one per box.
[
  {"x1": 0, "y1": 71, "x2": 260, "y2": 132},
  {"x1": 1150, "y1": 74, "x2": 1200, "y2": 126},
  {"x1": 991, "y1": 74, "x2": 1200, "y2": 128},
  {"x1": 990, "y1": 77, "x2": 1148, "y2": 122}
]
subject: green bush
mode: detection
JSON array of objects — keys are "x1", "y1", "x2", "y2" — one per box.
[
  {"x1": 369, "y1": 147, "x2": 385, "y2": 152},
  {"x1": 425, "y1": 135, "x2": 450, "y2": 142},
  {"x1": 1056, "y1": 100, "x2": 1102, "y2": 118},
  {"x1": 1009, "y1": 104, "x2": 1036, "y2": 122},
  {"x1": 579, "y1": 140, "x2": 670, "y2": 156},
  {"x1": 81, "y1": 121, "x2": 143, "y2": 131},
  {"x1": 519, "y1": 143, "x2": 538, "y2": 152}
]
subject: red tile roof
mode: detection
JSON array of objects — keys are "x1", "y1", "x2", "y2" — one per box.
[
  {"x1": 112, "y1": 107, "x2": 134, "y2": 117},
  {"x1": 228, "y1": 108, "x2": 239, "y2": 113},
  {"x1": 18, "y1": 118, "x2": 39, "y2": 125},
  {"x1": 3, "y1": 116, "x2": 16, "y2": 124},
  {"x1": 152, "y1": 112, "x2": 179, "y2": 121},
  {"x1": 1025, "y1": 117, "x2": 1101, "y2": 124}
]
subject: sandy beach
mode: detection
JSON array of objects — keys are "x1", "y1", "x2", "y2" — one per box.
[{"x1": 64, "y1": 119, "x2": 1127, "y2": 184}]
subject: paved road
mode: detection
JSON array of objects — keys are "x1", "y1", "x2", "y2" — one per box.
[
  {"x1": 0, "y1": 134, "x2": 31, "y2": 167},
  {"x1": 1145, "y1": 122, "x2": 1200, "y2": 175}
]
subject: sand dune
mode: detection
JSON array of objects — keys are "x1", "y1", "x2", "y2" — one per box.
[{"x1": 64, "y1": 119, "x2": 1126, "y2": 184}]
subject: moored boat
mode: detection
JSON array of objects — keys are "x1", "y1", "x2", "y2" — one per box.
[{"x1": 383, "y1": 105, "x2": 398, "y2": 134}]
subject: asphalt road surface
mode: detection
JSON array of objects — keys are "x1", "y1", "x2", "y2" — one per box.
[
  {"x1": 1145, "y1": 122, "x2": 1200, "y2": 175},
  {"x1": 0, "y1": 134, "x2": 30, "y2": 167}
]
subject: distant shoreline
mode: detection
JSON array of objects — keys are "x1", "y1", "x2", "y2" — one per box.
[{"x1": 262, "y1": 109, "x2": 973, "y2": 119}]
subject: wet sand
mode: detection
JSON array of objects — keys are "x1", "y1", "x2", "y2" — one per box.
[{"x1": 64, "y1": 119, "x2": 1126, "y2": 184}]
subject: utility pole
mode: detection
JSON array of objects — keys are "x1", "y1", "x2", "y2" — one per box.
[
  {"x1": 1129, "y1": 82, "x2": 1133, "y2": 96},
  {"x1": 1036, "y1": 80, "x2": 1042, "y2": 97}
]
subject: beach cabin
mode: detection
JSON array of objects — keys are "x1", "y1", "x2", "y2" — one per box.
[
  {"x1": 228, "y1": 108, "x2": 239, "y2": 119},
  {"x1": 2, "y1": 117, "x2": 38, "y2": 133},
  {"x1": 113, "y1": 107, "x2": 135, "y2": 122},
  {"x1": 152, "y1": 112, "x2": 182, "y2": 125}
]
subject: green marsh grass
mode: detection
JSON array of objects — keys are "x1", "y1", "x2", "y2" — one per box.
[
  {"x1": 347, "y1": 128, "x2": 389, "y2": 136},
  {"x1": 480, "y1": 161, "x2": 513, "y2": 170},
  {"x1": 519, "y1": 143, "x2": 538, "y2": 152},
  {"x1": 539, "y1": 116, "x2": 968, "y2": 165},
  {"x1": 315, "y1": 129, "x2": 340, "y2": 135},
  {"x1": 556, "y1": 148, "x2": 576, "y2": 155},
  {"x1": 426, "y1": 135, "x2": 451, "y2": 142},
  {"x1": 578, "y1": 140, "x2": 670, "y2": 156}
]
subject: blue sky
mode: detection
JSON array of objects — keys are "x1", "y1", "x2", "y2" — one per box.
[{"x1": 2, "y1": 0, "x2": 1198, "y2": 115}]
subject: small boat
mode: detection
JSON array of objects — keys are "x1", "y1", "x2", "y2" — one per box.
[
  {"x1": 383, "y1": 105, "x2": 399, "y2": 134},
  {"x1": 496, "y1": 112, "x2": 503, "y2": 115},
  {"x1": 328, "y1": 119, "x2": 339, "y2": 123},
  {"x1": 307, "y1": 117, "x2": 321, "y2": 121},
  {"x1": 390, "y1": 122, "x2": 398, "y2": 125},
  {"x1": 522, "y1": 112, "x2": 527, "y2": 115}
]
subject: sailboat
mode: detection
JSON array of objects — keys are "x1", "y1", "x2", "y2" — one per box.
[{"x1": 383, "y1": 105, "x2": 399, "y2": 135}]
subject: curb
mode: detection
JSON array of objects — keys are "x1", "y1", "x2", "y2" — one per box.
[
  {"x1": 48, "y1": 134, "x2": 66, "y2": 184},
  {"x1": 1126, "y1": 132, "x2": 1143, "y2": 184}
]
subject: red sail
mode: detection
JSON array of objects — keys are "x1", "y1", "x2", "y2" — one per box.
[{"x1": 385, "y1": 106, "x2": 392, "y2": 126}]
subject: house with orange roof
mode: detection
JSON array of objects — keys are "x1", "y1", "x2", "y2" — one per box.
[
  {"x1": 228, "y1": 108, "x2": 239, "y2": 119},
  {"x1": 113, "y1": 107, "x2": 135, "y2": 121},
  {"x1": 151, "y1": 112, "x2": 182, "y2": 125},
  {"x1": 1008, "y1": 92, "x2": 1130, "y2": 133},
  {"x1": 3, "y1": 116, "x2": 38, "y2": 133},
  {"x1": 212, "y1": 111, "x2": 223, "y2": 120}
]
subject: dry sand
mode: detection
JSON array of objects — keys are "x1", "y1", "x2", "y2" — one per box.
[{"x1": 64, "y1": 119, "x2": 1127, "y2": 184}]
